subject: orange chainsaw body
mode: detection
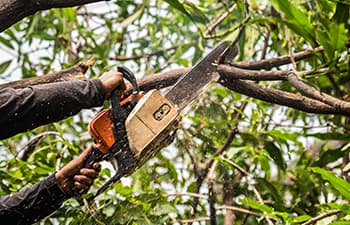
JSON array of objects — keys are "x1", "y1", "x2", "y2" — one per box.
[{"x1": 88, "y1": 93, "x2": 144, "y2": 154}]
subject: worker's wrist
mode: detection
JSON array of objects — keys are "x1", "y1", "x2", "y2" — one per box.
[
  {"x1": 92, "y1": 78, "x2": 107, "y2": 100},
  {"x1": 49, "y1": 173, "x2": 70, "y2": 201},
  {"x1": 54, "y1": 171, "x2": 72, "y2": 198}
]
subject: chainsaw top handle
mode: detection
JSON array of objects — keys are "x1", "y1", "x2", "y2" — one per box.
[{"x1": 116, "y1": 65, "x2": 139, "y2": 107}]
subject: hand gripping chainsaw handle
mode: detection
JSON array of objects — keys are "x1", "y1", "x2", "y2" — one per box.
[
  {"x1": 74, "y1": 65, "x2": 181, "y2": 205},
  {"x1": 73, "y1": 66, "x2": 141, "y2": 205}
]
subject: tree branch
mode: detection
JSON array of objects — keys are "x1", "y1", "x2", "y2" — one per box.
[
  {"x1": 0, "y1": 59, "x2": 94, "y2": 89},
  {"x1": 0, "y1": 0, "x2": 108, "y2": 32},
  {"x1": 287, "y1": 71, "x2": 350, "y2": 113},
  {"x1": 218, "y1": 64, "x2": 288, "y2": 81},
  {"x1": 219, "y1": 77, "x2": 348, "y2": 116},
  {"x1": 231, "y1": 47, "x2": 323, "y2": 70},
  {"x1": 129, "y1": 67, "x2": 348, "y2": 116},
  {"x1": 301, "y1": 210, "x2": 341, "y2": 225}
]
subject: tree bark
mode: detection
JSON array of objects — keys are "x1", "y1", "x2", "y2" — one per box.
[
  {"x1": 0, "y1": 59, "x2": 94, "y2": 89},
  {"x1": 0, "y1": 0, "x2": 108, "y2": 32},
  {"x1": 127, "y1": 67, "x2": 350, "y2": 116}
]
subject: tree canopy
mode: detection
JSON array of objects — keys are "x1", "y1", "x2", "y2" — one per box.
[{"x1": 0, "y1": 0, "x2": 350, "y2": 224}]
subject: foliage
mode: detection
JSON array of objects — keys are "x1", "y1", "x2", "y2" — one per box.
[{"x1": 0, "y1": 0, "x2": 349, "y2": 224}]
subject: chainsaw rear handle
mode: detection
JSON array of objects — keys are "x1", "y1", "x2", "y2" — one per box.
[
  {"x1": 73, "y1": 66, "x2": 141, "y2": 205},
  {"x1": 73, "y1": 87, "x2": 124, "y2": 206}
]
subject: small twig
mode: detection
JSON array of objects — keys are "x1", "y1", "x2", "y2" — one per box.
[
  {"x1": 17, "y1": 131, "x2": 61, "y2": 161},
  {"x1": 284, "y1": 24, "x2": 297, "y2": 72},
  {"x1": 173, "y1": 217, "x2": 210, "y2": 224},
  {"x1": 301, "y1": 210, "x2": 341, "y2": 225},
  {"x1": 217, "y1": 205, "x2": 262, "y2": 217},
  {"x1": 220, "y1": 156, "x2": 249, "y2": 176},
  {"x1": 207, "y1": 160, "x2": 218, "y2": 225},
  {"x1": 220, "y1": 156, "x2": 274, "y2": 225},
  {"x1": 111, "y1": 45, "x2": 181, "y2": 61},
  {"x1": 166, "y1": 192, "x2": 208, "y2": 199},
  {"x1": 204, "y1": 4, "x2": 237, "y2": 37}
]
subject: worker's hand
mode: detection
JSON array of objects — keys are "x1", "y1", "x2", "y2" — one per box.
[
  {"x1": 55, "y1": 145, "x2": 101, "y2": 197},
  {"x1": 99, "y1": 70, "x2": 126, "y2": 99}
]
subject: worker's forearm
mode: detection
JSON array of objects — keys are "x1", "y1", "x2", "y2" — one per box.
[
  {"x1": 0, "y1": 79, "x2": 105, "y2": 140},
  {"x1": 0, "y1": 173, "x2": 67, "y2": 225}
]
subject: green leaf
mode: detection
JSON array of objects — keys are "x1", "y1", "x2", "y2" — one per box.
[
  {"x1": 293, "y1": 215, "x2": 312, "y2": 223},
  {"x1": 62, "y1": 8, "x2": 76, "y2": 22},
  {"x1": 328, "y1": 0, "x2": 350, "y2": 5},
  {"x1": 329, "y1": 23, "x2": 347, "y2": 51},
  {"x1": 163, "y1": 0, "x2": 191, "y2": 19},
  {"x1": 120, "y1": 6, "x2": 144, "y2": 28},
  {"x1": 270, "y1": 0, "x2": 314, "y2": 43},
  {"x1": 241, "y1": 198, "x2": 273, "y2": 213},
  {"x1": 328, "y1": 203, "x2": 350, "y2": 214},
  {"x1": 313, "y1": 147, "x2": 348, "y2": 167},
  {"x1": 332, "y1": 3, "x2": 350, "y2": 24},
  {"x1": 0, "y1": 60, "x2": 11, "y2": 74},
  {"x1": 34, "y1": 165, "x2": 54, "y2": 175},
  {"x1": 308, "y1": 132, "x2": 350, "y2": 141},
  {"x1": 311, "y1": 167, "x2": 350, "y2": 201},
  {"x1": 329, "y1": 222, "x2": 350, "y2": 225},
  {"x1": 256, "y1": 178, "x2": 284, "y2": 209},
  {"x1": 0, "y1": 36, "x2": 14, "y2": 49},
  {"x1": 264, "y1": 141, "x2": 287, "y2": 171}
]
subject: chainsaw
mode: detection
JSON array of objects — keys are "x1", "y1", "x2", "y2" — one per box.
[{"x1": 74, "y1": 41, "x2": 238, "y2": 205}]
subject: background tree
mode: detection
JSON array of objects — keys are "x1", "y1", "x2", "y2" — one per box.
[{"x1": 0, "y1": 0, "x2": 349, "y2": 224}]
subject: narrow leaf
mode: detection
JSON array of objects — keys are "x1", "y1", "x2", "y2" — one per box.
[
  {"x1": 241, "y1": 198, "x2": 273, "y2": 213},
  {"x1": 311, "y1": 167, "x2": 350, "y2": 201},
  {"x1": 0, "y1": 60, "x2": 11, "y2": 74},
  {"x1": 264, "y1": 141, "x2": 286, "y2": 171}
]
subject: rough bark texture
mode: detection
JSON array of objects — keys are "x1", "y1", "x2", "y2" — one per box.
[
  {"x1": 126, "y1": 67, "x2": 349, "y2": 116},
  {"x1": 0, "y1": 0, "x2": 107, "y2": 32},
  {"x1": 0, "y1": 59, "x2": 94, "y2": 89}
]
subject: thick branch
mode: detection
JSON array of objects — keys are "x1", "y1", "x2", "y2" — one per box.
[
  {"x1": 0, "y1": 59, "x2": 94, "y2": 89},
  {"x1": 130, "y1": 67, "x2": 349, "y2": 116},
  {"x1": 0, "y1": 0, "x2": 107, "y2": 32},
  {"x1": 219, "y1": 77, "x2": 347, "y2": 115},
  {"x1": 287, "y1": 72, "x2": 350, "y2": 113},
  {"x1": 218, "y1": 64, "x2": 288, "y2": 81},
  {"x1": 231, "y1": 47, "x2": 323, "y2": 70}
]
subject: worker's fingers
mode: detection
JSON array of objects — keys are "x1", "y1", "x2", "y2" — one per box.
[
  {"x1": 74, "y1": 182, "x2": 90, "y2": 193},
  {"x1": 74, "y1": 174, "x2": 94, "y2": 187},
  {"x1": 79, "y1": 168, "x2": 99, "y2": 179},
  {"x1": 99, "y1": 70, "x2": 126, "y2": 99}
]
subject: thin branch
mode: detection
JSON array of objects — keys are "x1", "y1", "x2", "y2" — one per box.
[
  {"x1": 204, "y1": 4, "x2": 237, "y2": 37},
  {"x1": 220, "y1": 156, "x2": 249, "y2": 177},
  {"x1": 301, "y1": 210, "x2": 341, "y2": 225},
  {"x1": 173, "y1": 217, "x2": 210, "y2": 224},
  {"x1": 111, "y1": 45, "x2": 181, "y2": 61},
  {"x1": 218, "y1": 205, "x2": 262, "y2": 217},
  {"x1": 220, "y1": 156, "x2": 274, "y2": 225},
  {"x1": 207, "y1": 160, "x2": 218, "y2": 225},
  {"x1": 17, "y1": 131, "x2": 61, "y2": 161},
  {"x1": 166, "y1": 192, "x2": 208, "y2": 199}
]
